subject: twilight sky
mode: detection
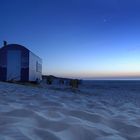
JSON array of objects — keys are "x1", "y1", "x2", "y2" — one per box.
[{"x1": 0, "y1": 0, "x2": 140, "y2": 79}]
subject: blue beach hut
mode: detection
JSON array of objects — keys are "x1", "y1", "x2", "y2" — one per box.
[{"x1": 0, "y1": 41, "x2": 42, "y2": 82}]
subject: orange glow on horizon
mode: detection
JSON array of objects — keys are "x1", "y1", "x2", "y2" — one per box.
[{"x1": 45, "y1": 70, "x2": 140, "y2": 79}]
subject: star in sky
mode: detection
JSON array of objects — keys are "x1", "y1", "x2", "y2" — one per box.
[{"x1": 103, "y1": 19, "x2": 107, "y2": 23}]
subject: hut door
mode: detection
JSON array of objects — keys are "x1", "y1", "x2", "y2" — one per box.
[{"x1": 7, "y1": 50, "x2": 21, "y2": 81}]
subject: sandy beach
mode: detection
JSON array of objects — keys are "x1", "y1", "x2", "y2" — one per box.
[{"x1": 0, "y1": 81, "x2": 140, "y2": 140}]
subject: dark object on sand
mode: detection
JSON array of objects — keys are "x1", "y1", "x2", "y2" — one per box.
[
  {"x1": 46, "y1": 76, "x2": 53, "y2": 85},
  {"x1": 70, "y1": 79, "x2": 79, "y2": 88}
]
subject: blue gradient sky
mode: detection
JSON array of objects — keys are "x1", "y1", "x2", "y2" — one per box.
[{"x1": 0, "y1": 0, "x2": 140, "y2": 79}]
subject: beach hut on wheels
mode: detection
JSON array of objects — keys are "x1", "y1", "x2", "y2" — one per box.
[{"x1": 0, "y1": 41, "x2": 42, "y2": 82}]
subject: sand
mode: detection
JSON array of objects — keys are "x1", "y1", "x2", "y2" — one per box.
[{"x1": 0, "y1": 81, "x2": 140, "y2": 140}]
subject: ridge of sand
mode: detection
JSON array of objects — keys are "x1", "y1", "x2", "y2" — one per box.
[{"x1": 0, "y1": 81, "x2": 140, "y2": 140}]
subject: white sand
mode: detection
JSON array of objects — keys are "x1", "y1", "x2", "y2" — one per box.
[{"x1": 0, "y1": 81, "x2": 140, "y2": 140}]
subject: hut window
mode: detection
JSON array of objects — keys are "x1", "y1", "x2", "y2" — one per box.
[{"x1": 36, "y1": 61, "x2": 42, "y2": 72}]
